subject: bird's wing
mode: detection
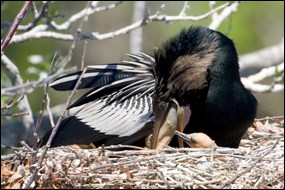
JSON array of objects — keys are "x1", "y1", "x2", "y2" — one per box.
[
  {"x1": 50, "y1": 52, "x2": 155, "y2": 108},
  {"x1": 41, "y1": 92, "x2": 155, "y2": 147},
  {"x1": 40, "y1": 53, "x2": 156, "y2": 147}
]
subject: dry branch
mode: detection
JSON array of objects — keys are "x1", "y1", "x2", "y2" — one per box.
[{"x1": 1, "y1": 117, "x2": 284, "y2": 189}]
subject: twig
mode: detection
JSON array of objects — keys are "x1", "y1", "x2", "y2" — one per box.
[
  {"x1": 10, "y1": 2, "x2": 230, "y2": 43},
  {"x1": 1, "y1": 94, "x2": 24, "y2": 109},
  {"x1": 31, "y1": 81, "x2": 49, "y2": 164},
  {"x1": 1, "y1": 1, "x2": 32, "y2": 56},
  {"x1": 23, "y1": 3, "x2": 92, "y2": 188},
  {"x1": 1, "y1": 144, "x2": 30, "y2": 151},
  {"x1": 245, "y1": 62, "x2": 284, "y2": 83},
  {"x1": 22, "y1": 1, "x2": 50, "y2": 31},
  {"x1": 1, "y1": 54, "x2": 35, "y2": 139},
  {"x1": 49, "y1": 1, "x2": 123, "y2": 31},
  {"x1": 215, "y1": 139, "x2": 280, "y2": 189},
  {"x1": 79, "y1": 153, "x2": 184, "y2": 173},
  {"x1": 1, "y1": 67, "x2": 76, "y2": 97},
  {"x1": 241, "y1": 62, "x2": 284, "y2": 93},
  {"x1": 178, "y1": 1, "x2": 190, "y2": 17},
  {"x1": 23, "y1": 67, "x2": 88, "y2": 189},
  {"x1": 81, "y1": 41, "x2": 88, "y2": 70},
  {"x1": 1, "y1": 111, "x2": 29, "y2": 117},
  {"x1": 2, "y1": 2, "x2": 123, "y2": 31},
  {"x1": 130, "y1": 1, "x2": 145, "y2": 53},
  {"x1": 255, "y1": 116, "x2": 284, "y2": 121},
  {"x1": 46, "y1": 93, "x2": 55, "y2": 128},
  {"x1": 209, "y1": 1, "x2": 218, "y2": 21},
  {"x1": 239, "y1": 38, "x2": 284, "y2": 77},
  {"x1": 209, "y1": 1, "x2": 240, "y2": 30},
  {"x1": 31, "y1": 1, "x2": 39, "y2": 18}
]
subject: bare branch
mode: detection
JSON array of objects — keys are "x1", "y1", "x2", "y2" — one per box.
[
  {"x1": 81, "y1": 41, "x2": 88, "y2": 70},
  {"x1": 50, "y1": 1, "x2": 123, "y2": 31},
  {"x1": 9, "y1": 2, "x2": 230, "y2": 43},
  {"x1": 1, "y1": 67, "x2": 76, "y2": 97},
  {"x1": 241, "y1": 63, "x2": 284, "y2": 93},
  {"x1": 46, "y1": 93, "x2": 55, "y2": 128},
  {"x1": 244, "y1": 63, "x2": 284, "y2": 84},
  {"x1": 1, "y1": 54, "x2": 35, "y2": 139},
  {"x1": 11, "y1": 30, "x2": 74, "y2": 43},
  {"x1": 1, "y1": 111, "x2": 29, "y2": 117},
  {"x1": 31, "y1": 1, "x2": 39, "y2": 18},
  {"x1": 2, "y1": 1, "x2": 123, "y2": 32},
  {"x1": 22, "y1": 67, "x2": 88, "y2": 189},
  {"x1": 208, "y1": 1, "x2": 240, "y2": 30},
  {"x1": 130, "y1": 1, "x2": 145, "y2": 53},
  {"x1": 239, "y1": 38, "x2": 284, "y2": 76},
  {"x1": 1, "y1": 94, "x2": 24, "y2": 110},
  {"x1": 32, "y1": 81, "x2": 49, "y2": 154},
  {"x1": 216, "y1": 139, "x2": 280, "y2": 189},
  {"x1": 23, "y1": 2, "x2": 93, "y2": 187},
  {"x1": 19, "y1": 1, "x2": 50, "y2": 31},
  {"x1": 1, "y1": 1, "x2": 32, "y2": 56},
  {"x1": 178, "y1": 1, "x2": 190, "y2": 17},
  {"x1": 209, "y1": 1, "x2": 218, "y2": 21}
]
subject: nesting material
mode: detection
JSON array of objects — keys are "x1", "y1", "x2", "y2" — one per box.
[{"x1": 1, "y1": 117, "x2": 284, "y2": 189}]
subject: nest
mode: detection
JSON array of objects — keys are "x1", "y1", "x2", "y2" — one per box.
[{"x1": 1, "y1": 117, "x2": 284, "y2": 189}]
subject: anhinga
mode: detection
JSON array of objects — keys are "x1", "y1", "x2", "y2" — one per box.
[{"x1": 39, "y1": 26, "x2": 257, "y2": 149}]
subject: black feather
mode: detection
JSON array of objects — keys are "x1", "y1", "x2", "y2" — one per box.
[{"x1": 40, "y1": 26, "x2": 257, "y2": 148}]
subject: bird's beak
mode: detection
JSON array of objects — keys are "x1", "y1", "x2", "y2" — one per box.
[
  {"x1": 174, "y1": 130, "x2": 191, "y2": 142},
  {"x1": 150, "y1": 99, "x2": 186, "y2": 149},
  {"x1": 174, "y1": 131, "x2": 218, "y2": 149}
]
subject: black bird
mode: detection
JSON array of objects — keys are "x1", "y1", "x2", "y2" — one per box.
[{"x1": 39, "y1": 26, "x2": 257, "y2": 149}]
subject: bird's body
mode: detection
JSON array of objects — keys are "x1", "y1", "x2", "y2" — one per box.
[{"x1": 39, "y1": 26, "x2": 257, "y2": 149}]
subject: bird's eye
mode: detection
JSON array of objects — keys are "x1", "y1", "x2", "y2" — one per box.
[{"x1": 189, "y1": 137, "x2": 197, "y2": 144}]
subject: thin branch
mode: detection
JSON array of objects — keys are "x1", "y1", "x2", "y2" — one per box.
[
  {"x1": 32, "y1": 82, "x2": 49, "y2": 155},
  {"x1": 239, "y1": 38, "x2": 284, "y2": 77},
  {"x1": 46, "y1": 93, "x2": 55, "y2": 128},
  {"x1": 46, "y1": 70, "x2": 88, "y2": 149},
  {"x1": 81, "y1": 41, "x2": 88, "y2": 70},
  {"x1": 50, "y1": 1, "x2": 123, "y2": 31},
  {"x1": 1, "y1": 67, "x2": 76, "y2": 97},
  {"x1": 241, "y1": 62, "x2": 284, "y2": 93},
  {"x1": 1, "y1": 54, "x2": 35, "y2": 139},
  {"x1": 22, "y1": 67, "x2": 88, "y2": 189},
  {"x1": 208, "y1": 1, "x2": 240, "y2": 30},
  {"x1": 243, "y1": 62, "x2": 284, "y2": 84},
  {"x1": 178, "y1": 1, "x2": 190, "y2": 17},
  {"x1": 255, "y1": 115, "x2": 284, "y2": 121},
  {"x1": 1, "y1": 1, "x2": 32, "y2": 56},
  {"x1": 209, "y1": 1, "x2": 218, "y2": 21},
  {"x1": 241, "y1": 80, "x2": 284, "y2": 93},
  {"x1": 31, "y1": 1, "x2": 39, "y2": 18},
  {"x1": 10, "y1": 2, "x2": 230, "y2": 44},
  {"x1": 215, "y1": 139, "x2": 280, "y2": 189},
  {"x1": 11, "y1": 30, "x2": 74, "y2": 43},
  {"x1": 21, "y1": 1, "x2": 50, "y2": 31},
  {"x1": 2, "y1": 2, "x2": 123, "y2": 31},
  {"x1": 23, "y1": 2, "x2": 93, "y2": 188},
  {"x1": 1, "y1": 111, "x2": 29, "y2": 117},
  {"x1": 1, "y1": 94, "x2": 24, "y2": 110},
  {"x1": 130, "y1": 1, "x2": 145, "y2": 53}
]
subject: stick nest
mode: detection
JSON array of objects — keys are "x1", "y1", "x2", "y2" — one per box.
[{"x1": 1, "y1": 116, "x2": 284, "y2": 189}]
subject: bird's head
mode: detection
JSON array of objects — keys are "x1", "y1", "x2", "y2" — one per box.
[{"x1": 150, "y1": 26, "x2": 243, "y2": 149}]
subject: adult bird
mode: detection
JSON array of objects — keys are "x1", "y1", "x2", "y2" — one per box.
[{"x1": 39, "y1": 26, "x2": 257, "y2": 149}]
